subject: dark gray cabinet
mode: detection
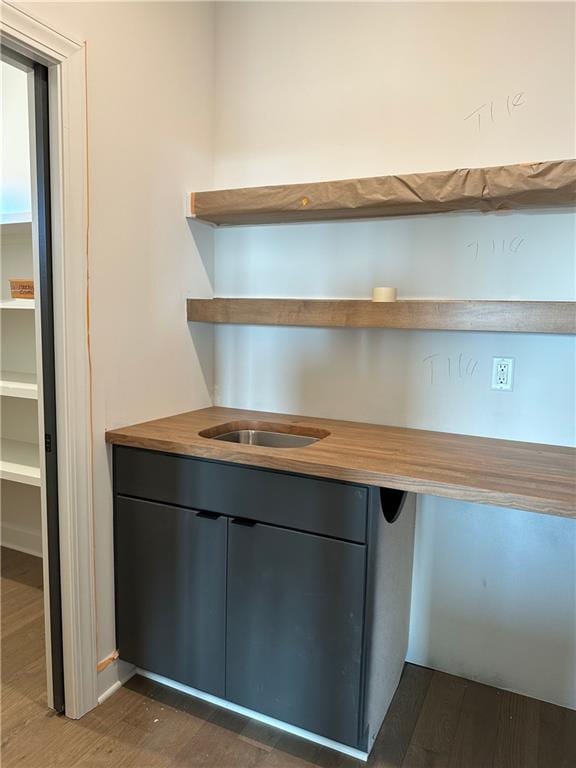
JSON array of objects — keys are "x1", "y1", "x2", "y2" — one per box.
[
  {"x1": 227, "y1": 520, "x2": 365, "y2": 746},
  {"x1": 115, "y1": 496, "x2": 226, "y2": 696},
  {"x1": 113, "y1": 446, "x2": 416, "y2": 754}
]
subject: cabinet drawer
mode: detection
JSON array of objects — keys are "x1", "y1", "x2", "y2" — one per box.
[{"x1": 114, "y1": 446, "x2": 367, "y2": 542}]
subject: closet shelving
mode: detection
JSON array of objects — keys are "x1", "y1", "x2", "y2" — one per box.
[
  {"x1": 186, "y1": 159, "x2": 576, "y2": 334},
  {"x1": 0, "y1": 212, "x2": 32, "y2": 225},
  {"x1": 0, "y1": 438, "x2": 41, "y2": 486},
  {"x1": 0, "y1": 298, "x2": 36, "y2": 309},
  {"x1": 0, "y1": 370, "x2": 38, "y2": 399},
  {"x1": 0, "y1": 223, "x2": 38, "y2": 398},
  {"x1": 1, "y1": 215, "x2": 43, "y2": 553}
]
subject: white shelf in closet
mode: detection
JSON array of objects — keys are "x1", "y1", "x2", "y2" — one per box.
[
  {"x1": 0, "y1": 298, "x2": 36, "y2": 310},
  {"x1": 0, "y1": 212, "x2": 32, "y2": 225},
  {"x1": 0, "y1": 371, "x2": 38, "y2": 400},
  {"x1": 0, "y1": 439, "x2": 41, "y2": 486}
]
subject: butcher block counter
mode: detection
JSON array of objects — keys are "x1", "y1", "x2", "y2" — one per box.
[{"x1": 105, "y1": 406, "x2": 576, "y2": 518}]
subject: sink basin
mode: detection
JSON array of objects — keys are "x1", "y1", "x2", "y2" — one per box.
[
  {"x1": 214, "y1": 429, "x2": 319, "y2": 448},
  {"x1": 199, "y1": 420, "x2": 330, "y2": 448}
]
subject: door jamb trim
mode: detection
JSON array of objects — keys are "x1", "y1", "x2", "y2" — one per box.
[{"x1": 1, "y1": 0, "x2": 98, "y2": 718}]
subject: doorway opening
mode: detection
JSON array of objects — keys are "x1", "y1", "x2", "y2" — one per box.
[{"x1": 1, "y1": 49, "x2": 64, "y2": 714}]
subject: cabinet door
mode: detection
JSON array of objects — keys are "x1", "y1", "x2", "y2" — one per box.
[
  {"x1": 227, "y1": 521, "x2": 366, "y2": 748},
  {"x1": 115, "y1": 497, "x2": 226, "y2": 696}
]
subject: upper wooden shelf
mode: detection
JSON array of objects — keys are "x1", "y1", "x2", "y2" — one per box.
[
  {"x1": 187, "y1": 299, "x2": 576, "y2": 334},
  {"x1": 188, "y1": 159, "x2": 576, "y2": 226}
]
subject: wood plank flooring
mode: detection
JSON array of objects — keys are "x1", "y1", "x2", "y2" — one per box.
[{"x1": 2, "y1": 547, "x2": 574, "y2": 767}]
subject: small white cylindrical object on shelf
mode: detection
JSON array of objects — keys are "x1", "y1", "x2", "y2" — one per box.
[{"x1": 372, "y1": 286, "x2": 397, "y2": 302}]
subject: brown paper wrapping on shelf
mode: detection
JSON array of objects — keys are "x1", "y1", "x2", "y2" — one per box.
[{"x1": 190, "y1": 159, "x2": 576, "y2": 225}]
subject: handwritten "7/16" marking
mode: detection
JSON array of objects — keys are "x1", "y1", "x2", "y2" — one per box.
[
  {"x1": 467, "y1": 237, "x2": 525, "y2": 260},
  {"x1": 465, "y1": 92, "x2": 526, "y2": 131}
]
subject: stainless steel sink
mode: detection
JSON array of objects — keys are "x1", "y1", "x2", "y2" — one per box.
[
  {"x1": 213, "y1": 429, "x2": 320, "y2": 448},
  {"x1": 200, "y1": 420, "x2": 330, "y2": 448}
]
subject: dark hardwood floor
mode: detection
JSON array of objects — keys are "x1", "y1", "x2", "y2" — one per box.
[{"x1": 1, "y1": 546, "x2": 574, "y2": 767}]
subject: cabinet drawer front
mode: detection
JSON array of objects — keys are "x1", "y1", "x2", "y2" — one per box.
[
  {"x1": 227, "y1": 521, "x2": 366, "y2": 748},
  {"x1": 114, "y1": 446, "x2": 367, "y2": 542},
  {"x1": 115, "y1": 496, "x2": 227, "y2": 696}
]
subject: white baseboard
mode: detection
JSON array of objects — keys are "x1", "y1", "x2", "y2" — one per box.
[
  {"x1": 98, "y1": 678, "x2": 124, "y2": 705},
  {"x1": 1, "y1": 523, "x2": 42, "y2": 558},
  {"x1": 97, "y1": 659, "x2": 135, "y2": 705},
  {"x1": 136, "y1": 668, "x2": 369, "y2": 762}
]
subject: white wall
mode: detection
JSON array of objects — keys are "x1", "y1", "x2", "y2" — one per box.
[
  {"x1": 0, "y1": 62, "x2": 32, "y2": 217},
  {"x1": 213, "y1": 2, "x2": 576, "y2": 708},
  {"x1": 22, "y1": 1, "x2": 216, "y2": 697}
]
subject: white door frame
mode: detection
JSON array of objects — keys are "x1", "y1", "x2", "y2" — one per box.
[{"x1": 1, "y1": 1, "x2": 98, "y2": 718}]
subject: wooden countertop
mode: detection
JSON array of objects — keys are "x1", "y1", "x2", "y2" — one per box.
[{"x1": 105, "y1": 407, "x2": 576, "y2": 519}]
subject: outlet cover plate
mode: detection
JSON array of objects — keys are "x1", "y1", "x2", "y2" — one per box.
[{"x1": 492, "y1": 357, "x2": 514, "y2": 391}]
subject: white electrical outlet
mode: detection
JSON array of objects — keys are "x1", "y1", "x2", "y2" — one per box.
[{"x1": 491, "y1": 357, "x2": 514, "y2": 390}]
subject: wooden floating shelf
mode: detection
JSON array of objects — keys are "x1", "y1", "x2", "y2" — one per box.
[
  {"x1": 188, "y1": 159, "x2": 576, "y2": 226},
  {"x1": 187, "y1": 299, "x2": 576, "y2": 335}
]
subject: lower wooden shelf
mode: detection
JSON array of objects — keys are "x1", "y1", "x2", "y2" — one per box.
[{"x1": 187, "y1": 298, "x2": 576, "y2": 334}]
